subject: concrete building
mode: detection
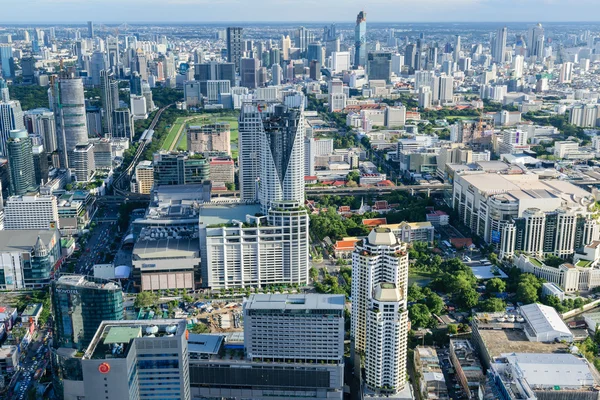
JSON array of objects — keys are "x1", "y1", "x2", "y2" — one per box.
[
  {"x1": 414, "y1": 347, "x2": 448, "y2": 400},
  {"x1": 209, "y1": 157, "x2": 234, "y2": 184},
  {"x1": 244, "y1": 294, "x2": 344, "y2": 364},
  {"x1": 132, "y1": 160, "x2": 154, "y2": 194},
  {"x1": 367, "y1": 52, "x2": 392, "y2": 83},
  {"x1": 23, "y1": 108, "x2": 57, "y2": 154},
  {"x1": 452, "y1": 172, "x2": 598, "y2": 259},
  {"x1": 554, "y1": 141, "x2": 579, "y2": 158},
  {"x1": 365, "y1": 283, "x2": 409, "y2": 396},
  {"x1": 379, "y1": 221, "x2": 435, "y2": 244},
  {"x1": 112, "y1": 108, "x2": 134, "y2": 140},
  {"x1": 80, "y1": 320, "x2": 190, "y2": 400},
  {"x1": 187, "y1": 123, "x2": 231, "y2": 155},
  {"x1": 153, "y1": 151, "x2": 210, "y2": 186},
  {"x1": 4, "y1": 194, "x2": 58, "y2": 230},
  {"x1": 0, "y1": 230, "x2": 60, "y2": 289},
  {"x1": 189, "y1": 294, "x2": 344, "y2": 400},
  {"x1": 449, "y1": 340, "x2": 483, "y2": 398},
  {"x1": 352, "y1": 228, "x2": 409, "y2": 396},
  {"x1": 200, "y1": 201, "x2": 309, "y2": 289},
  {"x1": 132, "y1": 225, "x2": 199, "y2": 291},
  {"x1": 227, "y1": 27, "x2": 244, "y2": 71},
  {"x1": 72, "y1": 142, "x2": 95, "y2": 182}
]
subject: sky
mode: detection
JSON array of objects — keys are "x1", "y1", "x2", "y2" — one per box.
[{"x1": 2, "y1": 0, "x2": 599, "y2": 23}]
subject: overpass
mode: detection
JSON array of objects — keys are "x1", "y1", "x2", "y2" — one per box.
[{"x1": 96, "y1": 184, "x2": 451, "y2": 204}]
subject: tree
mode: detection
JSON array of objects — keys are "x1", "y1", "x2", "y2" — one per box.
[
  {"x1": 309, "y1": 267, "x2": 319, "y2": 282},
  {"x1": 409, "y1": 303, "x2": 432, "y2": 329},
  {"x1": 486, "y1": 278, "x2": 506, "y2": 294},
  {"x1": 447, "y1": 324, "x2": 458, "y2": 335},
  {"x1": 408, "y1": 284, "x2": 424, "y2": 303},
  {"x1": 479, "y1": 297, "x2": 506, "y2": 312},
  {"x1": 226, "y1": 182, "x2": 235, "y2": 191},
  {"x1": 425, "y1": 293, "x2": 445, "y2": 315},
  {"x1": 347, "y1": 170, "x2": 360, "y2": 184},
  {"x1": 516, "y1": 281, "x2": 539, "y2": 304},
  {"x1": 191, "y1": 323, "x2": 210, "y2": 334},
  {"x1": 457, "y1": 288, "x2": 479, "y2": 309},
  {"x1": 134, "y1": 292, "x2": 159, "y2": 308}
]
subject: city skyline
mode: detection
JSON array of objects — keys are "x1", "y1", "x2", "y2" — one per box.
[{"x1": 2, "y1": 0, "x2": 600, "y2": 23}]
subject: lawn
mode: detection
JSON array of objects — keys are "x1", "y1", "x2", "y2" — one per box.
[
  {"x1": 161, "y1": 112, "x2": 240, "y2": 156},
  {"x1": 161, "y1": 117, "x2": 186, "y2": 150}
]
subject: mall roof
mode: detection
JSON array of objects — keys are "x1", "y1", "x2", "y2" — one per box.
[
  {"x1": 188, "y1": 334, "x2": 223, "y2": 355},
  {"x1": 0, "y1": 230, "x2": 58, "y2": 253},
  {"x1": 198, "y1": 202, "x2": 261, "y2": 226},
  {"x1": 133, "y1": 238, "x2": 199, "y2": 259}
]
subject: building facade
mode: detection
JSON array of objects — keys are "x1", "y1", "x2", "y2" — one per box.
[{"x1": 4, "y1": 194, "x2": 59, "y2": 230}]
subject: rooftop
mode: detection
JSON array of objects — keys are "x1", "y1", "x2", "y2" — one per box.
[
  {"x1": 133, "y1": 237, "x2": 199, "y2": 259},
  {"x1": 188, "y1": 333, "x2": 223, "y2": 355},
  {"x1": 520, "y1": 303, "x2": 571, "y2": 337},
  {"x1": 55, "y1": 275, "x2": 121, "y2": 291},
  {"x1": 199, "y1": 202, "x2": 261, "y2": 226},
  {"x1": 477, "y1": 327, "x2": 567, "y2": 360},
  {"x1": 245, "y1": 293, "x2": 345, "y2": 311},
  {"x1": 0, "y1": 230, "x2": 58, "y2": 253},
  {"x1": 373, "y1": 283, "x2": 402, "y2": 302}
]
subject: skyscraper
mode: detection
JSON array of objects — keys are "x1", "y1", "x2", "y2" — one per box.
[
  {"x1": 51, "y1": 275, "x2": 124, "y2": 351},
  {"x1": 87, "y1": 21, "x2": 94, "y2": 38},
  {"x1": 493, "y1": 27, "x2": 508, "y2": 63},
  {"x1": 51, "y1": 75, "x2": 89, "y2": 169},
  {"x1": 23, "y1": 108, "x2": 57, "y2": 154},
  {"x1": 112, "y1": 108, "x2": 134, "y2": 140},
  {"x1": 351, "y1": 228, "x2": 409, "y2": 396},
  {"x1": 0, "y1": 78, "x2": 8, "y2": 102},
  {"x1": 106, "y1": 36, "x2": 119, "y2": 73},
  {"x1": 100, "y1": 69, "x2": 119, "y2": 136},
  {"x1": 367, "y1": 52, "x2": 392, "y2": 83},
  {"x1": 226, "y1": 27, "x2": 244, "y2": 71},
  {"x1": 89, "y1": 51, "x2": 106, "y2": 87},
  {"x1": 453, "y1": 35, "x2": 461, "y2": 61},
  {"x1": 0, "y1": 44, "x2": 14, "y2": 78},
  {"x1": 240, "y1": 57, "x2": 260, "y2": 89},
  {"x1": 354, "y1": 11, "x2": 367, "y2": 68},
  {"x1": 0, "y1": 100, "x2": 25, "y2": 156},
  {"x1": 528, "y1": 23, "x2": 545, "y2": 59},
  {"x1": 239, "y1": 99, "x2": 305, "y2": 210},
  {"x1": 7, "y1": 129, "x2": 37, "y2": 195}
]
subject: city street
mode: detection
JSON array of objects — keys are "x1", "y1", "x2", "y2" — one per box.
[
  {"x1": 6, "y1": 329, "x2": 51, "y2": 400},
  {"x1": 75, "y1": 221, "x2": 117, "y2": 275}
]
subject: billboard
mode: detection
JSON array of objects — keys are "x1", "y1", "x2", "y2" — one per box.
[{"x1": 491, "y1": 230, "x2": 501, "y2": 244}]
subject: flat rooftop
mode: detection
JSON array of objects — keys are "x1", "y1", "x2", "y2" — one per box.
[
  {"x1": 199, "y1": 202, "x2": 261, "y2": 226},
  {"x1": 56, "y1": 275, "x2": 121, "y2": 291},
  {"x1": 477, "y1": 328, "x2": 568, "y2": 360},
  {"x1": 188, "y1": 333, "x2": 223, "y2": 355},
  {"x1": 133, "y1": 237, "x2": 199, "y2": 259},
  {"x1": 245, "y1": 294, "x2": 345, "y2": 311},
  {"x1": 0, "y1": 230, "x2": 57, "y2": 253}
]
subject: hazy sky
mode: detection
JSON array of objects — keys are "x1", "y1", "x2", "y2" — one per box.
[{"x1": 2, "y1": 0, "x2": 599, "y2": 23}]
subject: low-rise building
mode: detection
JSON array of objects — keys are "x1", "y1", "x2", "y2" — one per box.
[
  {"x1": 380, "y1": 221, "x2": 435, "y2": 243},
  {"x1": 519, "y1": 303, "x2": 573, "y2": 342},
  {"x1": 515, "y1": 254, "x2": 600, "y2": 293},
  {"x1": 0, "y1": 345, "x2": 19, "y2": 381},
  {"x1": 449, "y1": 340, "x2": 483, "y2": 398},
  {"x1": 414, "y1": 346, "x2": 449, "y2": 400}
]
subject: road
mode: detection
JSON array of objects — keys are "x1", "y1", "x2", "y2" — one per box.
[
  {"x1": 75, "y1": 222, "x2": 117, "y2": 275},
  {"x1": 6, "y1": 330, "x2": 51, "y2": 400}
]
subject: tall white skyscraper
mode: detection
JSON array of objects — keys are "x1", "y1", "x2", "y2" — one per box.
[
  {"x1": 527, "y1": 23, "x2": 545, "y2": 59},
  {"x1": 351, "y1": 228, "x2": 409, "y2": 396},
  {"x1": 513, "y1": 55, "x2": 524, "y2": 78},
  {"x1": 493, "y1": 27, "x2": 508, "y2": 63},
  {"x1": 560, "y1": 62, "x2": 574, "y2": 84}
]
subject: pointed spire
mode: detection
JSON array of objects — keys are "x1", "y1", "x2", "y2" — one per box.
[{"x1": 34, "y1": 236, "x2": 48, "y2": 258}]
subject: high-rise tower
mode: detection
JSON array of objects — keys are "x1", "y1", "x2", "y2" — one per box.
[
  {"x1": 226, "y1": 27, "x2": 244, "y2": 72},
  {"x1": 493, "y1": 27, "x2": 508, "y2": 63},
  {"x1": 351, "y1": 228, "x2": 409, "y2": 396},
  {"x1": 238, "y1": 97, "x2": 305, "y2": 211},
  {"x1": 7, "y1": 129, "x2": 37, "y2": 195},
  {"x1": 51, "y1": 75, "x2": 89, "y2": 169},
  {"x1": 0, "y1": 100, "x2": 24, "y2": 156},
  {"x1": 354, "y1": 11, "x2": 367, "y2": 68},
  {"x1": 100, "y1": 69, "x2": 119, "y2": 136}
]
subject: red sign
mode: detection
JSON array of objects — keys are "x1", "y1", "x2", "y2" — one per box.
[{"x1": 98, "y1": 363, "x2": 110, "y2": 374}]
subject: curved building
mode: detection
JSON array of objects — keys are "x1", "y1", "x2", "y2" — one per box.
[{"x1": 51, "y1": 275, "x2": 123, "y2": 350}]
